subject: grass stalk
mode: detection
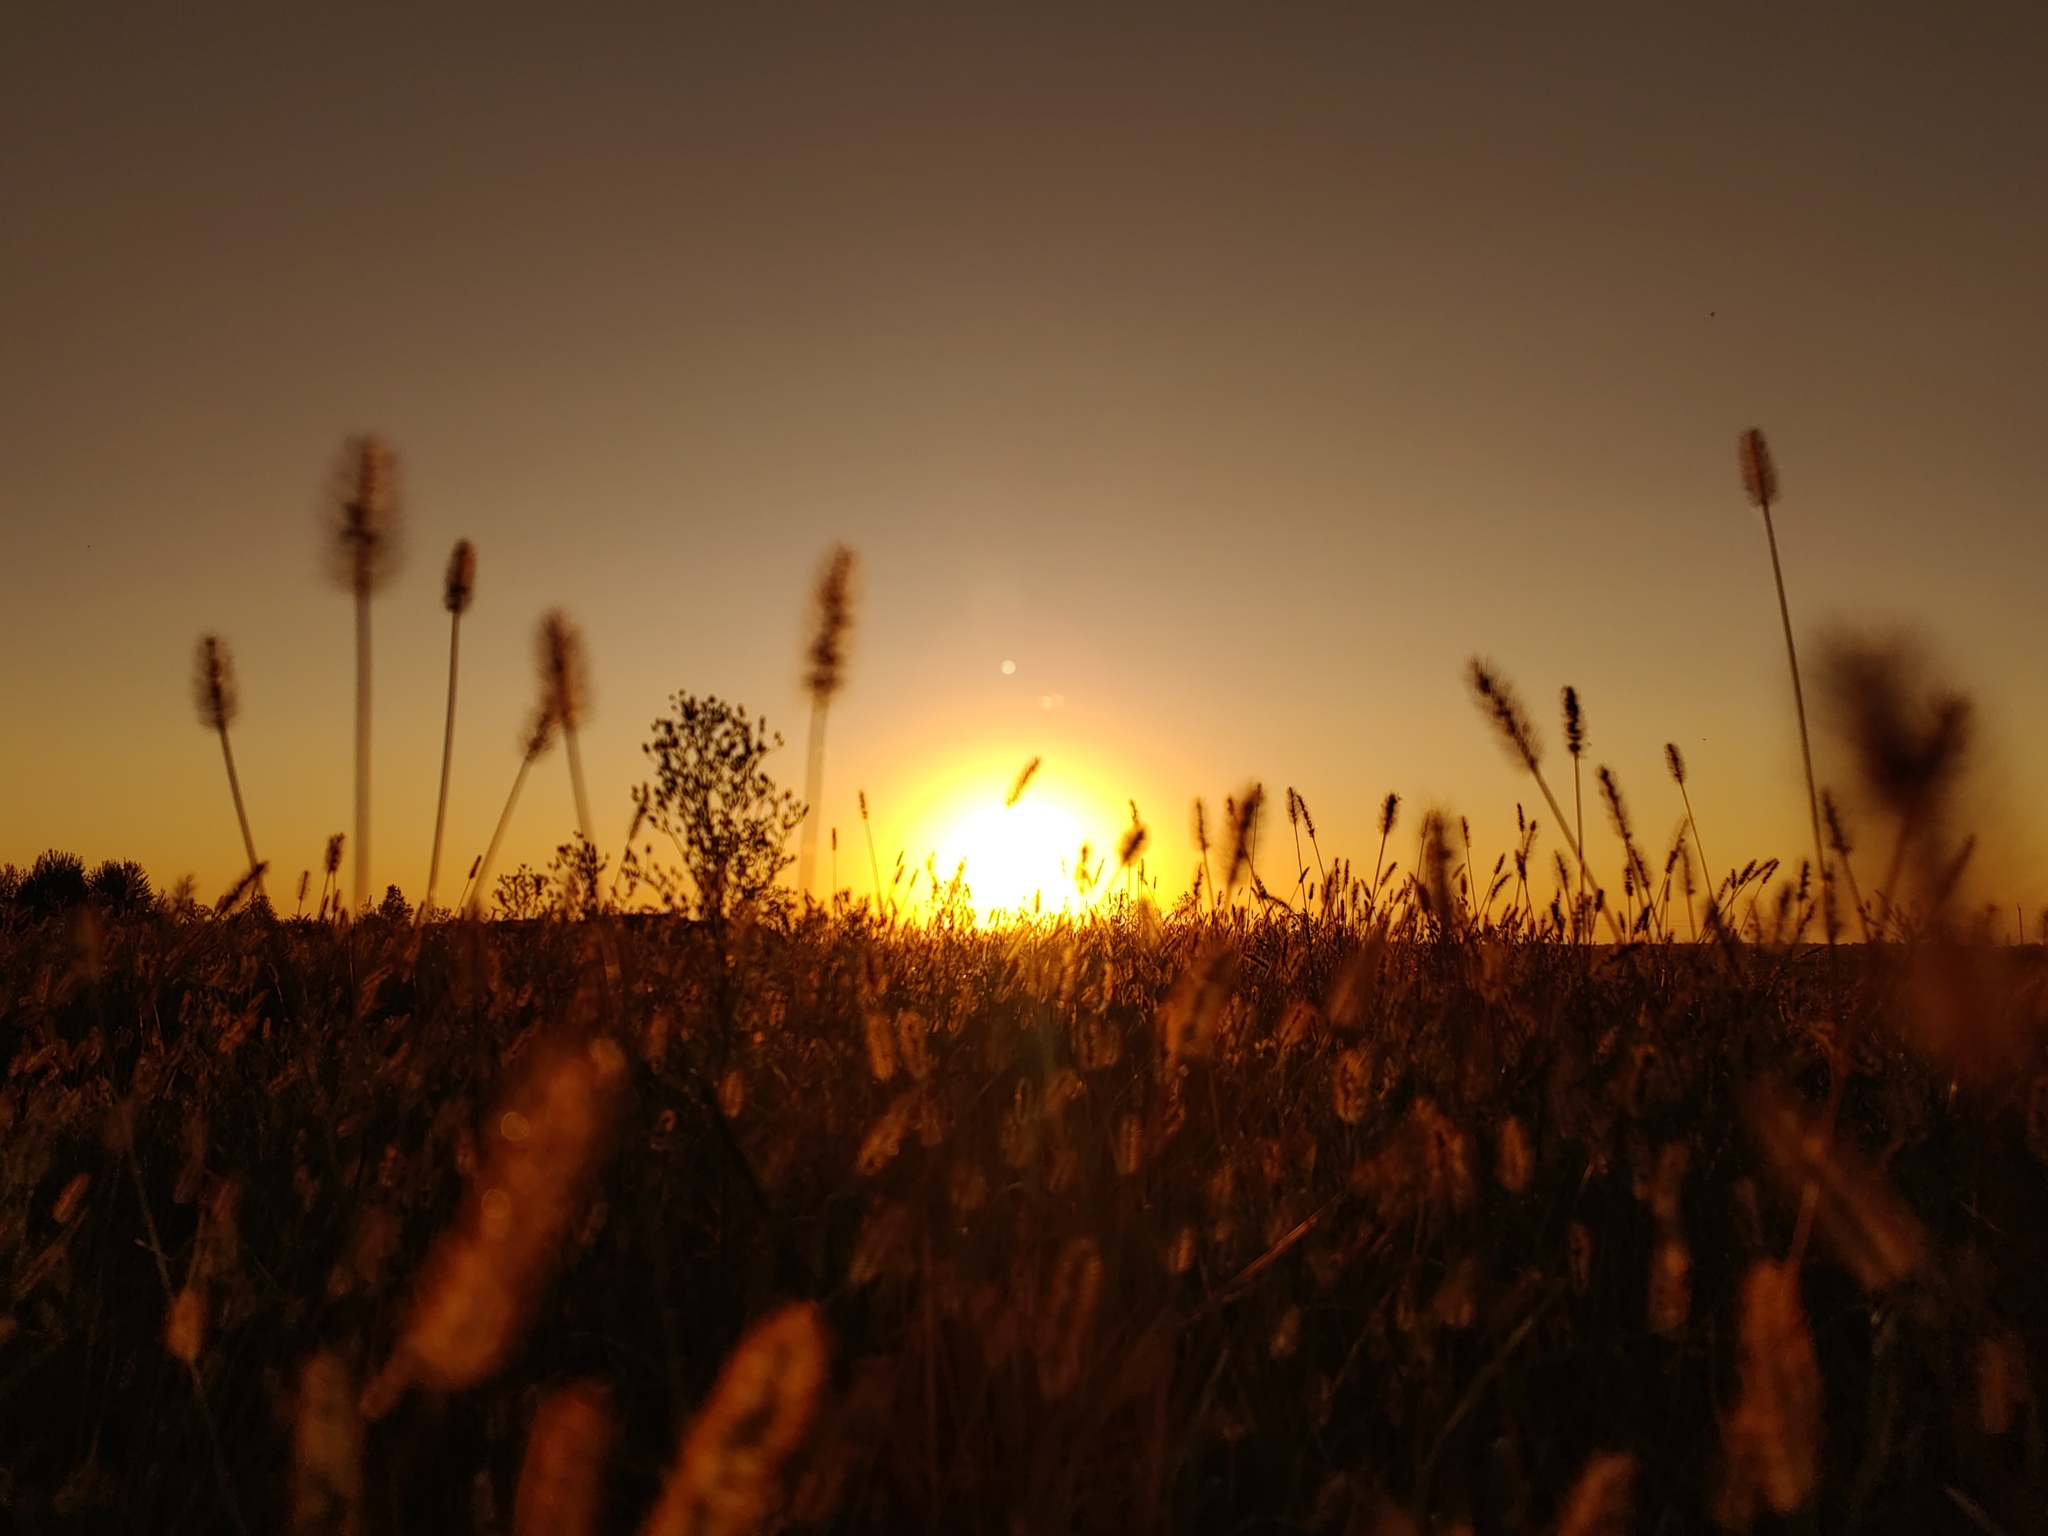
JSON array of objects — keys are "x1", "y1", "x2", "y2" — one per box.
[
  {"x1": 425, "y1": 540, "x2": 475, "y2": 914},
  {"x1": 1741, "y1": 429, "x2": 1830, "y2": 943}
]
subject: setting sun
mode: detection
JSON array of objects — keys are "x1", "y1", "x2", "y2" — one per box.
[{"x1": 907, "y1": 760, "x2": 1128, "y2": 920}]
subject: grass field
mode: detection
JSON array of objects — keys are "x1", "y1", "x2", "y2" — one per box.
[{"x1": 2, "y1": 878, "x2": 2045, "y2": 1534}]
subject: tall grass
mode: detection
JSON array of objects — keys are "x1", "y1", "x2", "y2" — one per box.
[
  {"x1": 326, "y1": 435, "x2": 402, "y2": 916},
  {"x1": 797, "y1": 545, "x2": 857, "y2": 901},
  {"x1": 424, "y1": 538, "x2": 476, "y2": 914},
  {"x1": 1740, "y1": 429, "x2": 1829, "y2": 936},
  {"x1": 191, "y1": 635, "x2": 265, "y2": 901},
  {"x1": 3, "y1": 880, "x2": 2041, "y2": 1532}
]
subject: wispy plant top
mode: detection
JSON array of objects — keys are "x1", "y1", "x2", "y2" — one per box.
[
  {"x1": 327, "y1": 435, "x2": 403, "y2": 595},
  {"x1": 443, "y1": 539, "x2": 477, "y2": 615},
  {"x1": 192, "y1": 635, "x2": 237, "y2": 732},
  {"x1": 1468, "y1": 659, "x2": 1543, "y2": 771},
  {"x1": 1739, "y1": 428, "x2": 1779, "y2": 509},
  {"x1": 804, "y1": 544, "x2": 857, "y2": 705},
  {"x1": 538, "y1": 610, "x2": 589, "y2": 731}
]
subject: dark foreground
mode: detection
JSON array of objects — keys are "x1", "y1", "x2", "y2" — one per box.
[{"x1": 3, "y1": 904, "x2": 2046, "y2": 1534}]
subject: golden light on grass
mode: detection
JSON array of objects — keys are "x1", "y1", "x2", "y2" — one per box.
[
  {"x1": 361, "y1": 1037, "x2": 625, "y2": 1417},
  {"x1": 640, "y1": 1301, "x2": 832, "y2": 1536},
  {"x1": 1718, "y1": 1258, "x2": 1822, "y2": 1524},
  {"x1": 513, "y1": 1379, "x2": 614, "y2": 1536}
]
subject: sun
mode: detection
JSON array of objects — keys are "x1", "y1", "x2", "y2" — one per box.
[
  {"x1": 907, "y1": 762, "x2": 1125, "y2": 922},
  {"x1": 934, "y1": 799, "x2": 1088, "y2": 918}
]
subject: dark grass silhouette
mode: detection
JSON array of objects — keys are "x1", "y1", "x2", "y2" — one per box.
[
  {"x1": 3, "y1": 882, "x2": 2045, "y2": 1534},
  {"x1": 424, "y1": 539, "x2": 476, "y2": 915}
]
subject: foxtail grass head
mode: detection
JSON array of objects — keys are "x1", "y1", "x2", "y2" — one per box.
[
  {"x1": 1664, "y1": 741, "x2": 1687, "y2": 786},
  {"x1": 1563, "y1": 686, "x2": 1585, "y2": 758},
  {"x1": 193, "y1": 635, "x2": 237, "y2": 732},
  {"x1": 536, "y1": 610, "x2": 589, "y2": 732},
  {"x1": 1468, "y1": 660, "x2": 1543, "y2": 771},
  {"x1": 522, "y1": 706, "x2": 561, "y2": 763},
  {"x1": 1118, "y1": 802, "x2": 1148, "y2": 870},
  {"x1": 1597, "y1": 765, "x2": 1635, "y2": 844},
  {"x1": 1819, "y1": 632, "x2": 1972, "y2": 829},
  {"x1": 1378, "y1": 792, "x2": 1400, "y2": 837},
  {"x1": 443, "y1": 539, "x2": 477, "y2": 615},
  {"x1": 804, "y1": 544, "x2": 858, "y2": 706},
  {"x1": 1006, "y1": 755, "x2": 1041, "y2": 807},
  {"x1": 1739, "y1": 428, "x2": 1778, "y2": 509},
  {"x1": 1224, "y1": 782, "x2": 1264, "y2": 890},
  {"x1": 327, "y1": 435, "x2": 402, "y2": 596},
  {"x1": 324, "y1": 834, "x2": 344, "y2": 876}
]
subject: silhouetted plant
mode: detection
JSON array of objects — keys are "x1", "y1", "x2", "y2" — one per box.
[
  {"x1": 326, "y1": 435, "x2": 402, "y2": 914},
  {"x1": 470, "y1": 709, "x2": 560, "y2": 918},
  {"x1": 193, "y1": 635, "x2": 265, "y2": 901},
  {"x1": 797, "y1": 544, "x2": 857, "y2": 899},
  {"x1": 1818, "y1": 631, "x2": 1974, "y2": 927},
  {"x1": 425, "y1": 538, "x2": 477, "y2": 914},
  {"x1": 86, "y1": 860, "x2": 153, "y2": 914},
  {"x1": 1740, "y1": 428, "x2": 1830, "y2": 938},
  {"x1": 14, "y1": 850, "x2": 88, "y2": 920},
  {"x1": 634, "y1": 693, "x2": 804, "y2": 921},
  {"x1": 539, "y1": 609, "x2": 594, "y2": 850}
]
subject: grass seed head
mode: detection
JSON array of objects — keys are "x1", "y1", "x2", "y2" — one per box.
[
  {"x1": 513, "y1": 1379, "x2": 613, "y2": 1536},
  {"x1": 1738, "y1": 428, "x2": 1778, "y2": 509},
  {"x1": 444, "y1": 538, "x2": 477, "y2": 615},
  {"x1": 641, "y1": 1302, "x2": 831, "y2": 1536},
  {"x1": 328, "y1": 434, "x2": 402, "y2": 596},
  {"x1": 193, "y1": 635, "x2": 238, "y2": 732},
  {"x1": 804, "y1": 544, "x2": 857, "y2": 704},
  {"x1": 537, "y1": 610, "x2": 590, "y2": 732},
  {"x1": 1467, "y1": 660, "x2": 1543, "y2": 771},
  {"x1": 1720, "y1": 1258, "x2": 1822, "y2": 1522},
  {"x1": 363, "y1": 1038, "x2": 626, "y2": 1416}
]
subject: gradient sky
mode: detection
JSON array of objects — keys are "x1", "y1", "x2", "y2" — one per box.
[{"x1": 3, "y1": 4, "x2": 2044, "y2": 916}]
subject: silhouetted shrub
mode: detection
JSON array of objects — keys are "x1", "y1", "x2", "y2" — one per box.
[
  {"x1": 14, "y1": 850, "x2": 88, "y2": 920},
  {"x1": 86, "y1": 859, "x2": 153, "y2": 914}
]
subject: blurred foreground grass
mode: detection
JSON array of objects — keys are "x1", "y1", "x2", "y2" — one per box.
[{"x1": 4, "y1": 900, "x2": 2047, "y2": 1535}]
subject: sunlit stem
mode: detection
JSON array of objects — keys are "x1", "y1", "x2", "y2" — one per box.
[
  {"x1": 424, "y1": 606, "x2": 463, "y2": 916},
  {"x1": 216, "y1": 724, "x2": 265, "y2": 900},
  {"x1": 1760, "y1": 496, "x2": 1830, "y2": 944},
  {"x1": 353, "y1": 585, "x2": 372, "y2": 915},
  {"x1": 797, "y1": 698, "x2": 828, "y2": 897},
  {"x1": 564, "y1": 722, "x2": 594, "y2": 852},
  {"x1": 470, "y1": 749, "x2": 538, "y2": 917}
]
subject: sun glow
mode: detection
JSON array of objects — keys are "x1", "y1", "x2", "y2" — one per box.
[{"x1": 908, "y1": 763, "x2": 1128, "y2": 922}]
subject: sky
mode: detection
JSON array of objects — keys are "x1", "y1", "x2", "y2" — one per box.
[{"x1": 2, "y1": 3, "x2": 2044, "y2": 919}]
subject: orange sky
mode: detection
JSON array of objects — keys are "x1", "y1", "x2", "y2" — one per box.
[{"x1": 3, "y1": 5, "x2": 2045, "y2": 918}]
